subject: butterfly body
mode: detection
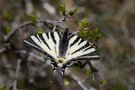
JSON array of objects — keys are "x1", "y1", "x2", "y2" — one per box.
[{"x1": 24, "y1": 29, "x2": 99, "y2": 76}]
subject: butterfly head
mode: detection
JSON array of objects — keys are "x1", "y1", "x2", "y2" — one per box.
[
  {"x1": 51, "y1": 58, "x2": 66, "y2": 77},
  {"x1": 56, "y1": 58, "x2": 65, "y2": 67}
]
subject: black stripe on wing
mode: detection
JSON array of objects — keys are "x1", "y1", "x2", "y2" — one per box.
[
  {"x1": 70, "y1": 36, "x2": 80, "y2": 47},
  {"x1": 59, "y1": 29, "x2": 69, "y2": 57},
  {"x1": 38, "y1": 34, "x2": 51, "y2": 50},
  {"x1": 71, "y1": 42, "x2": 91, "y2": 55},
  {"x1": 24, "y1": 36, "x2": 43, "y2": 52},
  {"x1": 51, "y1": 32, "x2": 56, "y2": 44},
  {"x1": 78, "y1": 38, "x2": 84, "y2": 45},
  {"x1": 46, "y1": 33, "x2": 49, "y2": 39}
]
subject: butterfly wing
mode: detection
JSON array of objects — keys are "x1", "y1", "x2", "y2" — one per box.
[
  {"x1": 24, "y1": 32, "x2": 61, "y2": 66},
  {"x1": 62, "y1": 34, "x2": 100, "y2": 67}
]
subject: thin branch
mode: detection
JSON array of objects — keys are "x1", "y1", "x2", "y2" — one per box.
[
  {"x1": 15, "y1": 50, "x2": 44, "y2": 61},
  {"x1": 0, "y1": 43, "x2": 11, "y2": 54},
  {"x1": 0, "y1": 47, "x2": 6, "y2": 54},
  {"x1": 5, "y1": 19, "x2": 47, "y2": 41},
  {"x1": 0, "y1": 32, "x2": 6, "y2": 39},
  {"x1": 13, "y1": 59, "x2": 21, "y2": 90},
  {"x1": 71, "y1": 76, "x2": 88, "y2": 90},
  {"x1": 43, "y1": 22, "x2": 53, "y2": 30},
  {"x1": 5, "y1": 18, "x2": 68, "y2": 41},
  {"x1": 1, "y1": 55, "x2": 14, "y2": 78}
]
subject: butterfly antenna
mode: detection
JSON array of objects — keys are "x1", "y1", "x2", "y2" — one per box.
[
  {"x1": 50, "y1": 68, "x2": 56, "y2": 83},
  {"x1": 61, "y1": 69, "x2": 65, "y2": 85}
]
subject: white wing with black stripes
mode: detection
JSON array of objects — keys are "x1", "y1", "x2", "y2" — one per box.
[
  {"x1": 24, "y1": 32, "x2": 61, "y2": 62},
  {"x1": 58, "y1": 30, "x2": 100, "y2": 68},
  {"x1": 64, "y1": 34, "x2": 99, "y2": 62},
  {"x1": 24, "y1": 29, "x2": 100, "y2": 75}
]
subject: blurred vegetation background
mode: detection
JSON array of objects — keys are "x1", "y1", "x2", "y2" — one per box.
[{"x1": 0, "y1": 0, "x2": 135, "y2": 90}]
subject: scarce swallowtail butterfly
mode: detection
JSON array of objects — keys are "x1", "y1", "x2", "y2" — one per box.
[{"x1": 24, "y1": 29, "x2": 100, "y2": 77}]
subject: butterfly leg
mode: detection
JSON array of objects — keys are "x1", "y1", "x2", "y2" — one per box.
[
  {"x1": 87, "y1": 60, "x2": 98, "y2": 73},
  {"x1": 80, "y1": 61, "x2": 87, "y2": 68},
  {"x1": 87, "y1": 61, "x2": 99, "y2": 81},
  {"x1": 81, "y1": 61, "x2": 98, "y2": 73}
]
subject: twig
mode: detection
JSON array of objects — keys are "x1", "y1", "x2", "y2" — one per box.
[
  {"x1": 15, "y1": 50, "x2": 44, "y2": 62},
  {"x1": 5, "y1": 19, "x2": 47, "y2": 41},
  {"x1": 5, "y1": 18, "x2": 68, "y2": 41},
  {"x1": 1, "y1": 55, "x2": 14, "y2": 78},
  {"x1": 69, "y1": 74, "x2": 96, "y2": 90},
  {"x1": 71, "y1": 75, "x2": 88, "y2": 90},
  {"x1": 13, "y1": 59, "x2": 21, "y2": 90},
  {"x1": 0, "y1": 43, "x2": 11, "y2": 54},
  {"x1": 0, "y1": 47, "x2": 6, "y2": 54},
  {"x1": 43, "y1": 22, "x2": 53, "y2": 30},
  {"x1": 0, "y1": 32, "x2": 5, "y2": 39}
]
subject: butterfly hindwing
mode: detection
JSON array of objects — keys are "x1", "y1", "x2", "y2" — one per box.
[{"x1": 62, "y1": 33, "x2": 99, "y2": 67}]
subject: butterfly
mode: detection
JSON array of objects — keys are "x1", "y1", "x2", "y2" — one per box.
[{"x1": 24, "y1": 29, "x2": 100, "y2": 77}]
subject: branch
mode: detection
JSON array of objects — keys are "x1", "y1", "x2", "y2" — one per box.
[
  {"x1": 0, "y1": 43, "x2": 11, "y2": 54},
  {"x1": 0, "y1": 47, "x2": 6, "y2": 54},
  {"x1": 70, "y1": 76, "x2": 88, "y2": 90},
  {"x1": 13, "y1": 59, "x2": 21, "y2": 90},
  {"x1": 69, "y1": 73, "x2": 95, "y2": 90},
  {"x1": 1, "y1": 54, "x2": 14, "y2": 78},
  {"x1": 15, "y1": 50, "x2": 44, "y2": 62},
  {"x1": 5, "y1": 18, "x2": 68, "y2": 41},
  {"x1": 5, "y1": 20, "x2": 42, "y2": 41}
]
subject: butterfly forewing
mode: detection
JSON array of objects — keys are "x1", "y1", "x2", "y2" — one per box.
[{"x1": 24, "y1": 32, "x2": 61, "y2": 61}]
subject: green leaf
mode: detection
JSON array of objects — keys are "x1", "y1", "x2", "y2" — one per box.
[
  {"x1": 90, "y1": 27, "x2": 101, "y2": 40},
  {"x1": 68, "y1": 8, "x2": 78, "y2": 16},
  {"x1": 82, "y1": 27, "x2": 89, "y2": 32},
  {"x1": 18, "y1": 78, "x2": 26, "y2": 86},
  {"x1": 28, "y1": 14, "x2": 37, "y2": 26},
  {"x1": 37, "y1": 28, "x2": 45, "y2": 34},
  {"x1": 100, "y1": 78, "x2": 105, "y2": 86},
  {"x1": 86, "y1": 68, "x2": 92, "y2": 76},
  {"x1": 4, "y1": 87, "x2": 10, "y2": 90},
  {"x1": 5, "y1": 26, "x2": 11, "y2": 33},
  {"x1": 78, "y1": 28, "x2": 89, "y2": 37},
  {"x1": 96, "y1": 33, "x2": 101, "y2": 40},
  {"x1": 78, "y1": 18, "x2": 88, "y2": 29},
  {"x1": 59, "y1": 3, "x2": 66, "y2": 15},
  {"x1": 2, "y1": 11, "x2": 12, "y2": 20},
  {"x1": 64, "y1": 79, "x2": 70, "y2": 86},
  {"x1": 0, "y1": 86, "x2": 3, "y2": 89},
  {"x1": 0, "y1": 86, "x2": 10, "y2": 90}
]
